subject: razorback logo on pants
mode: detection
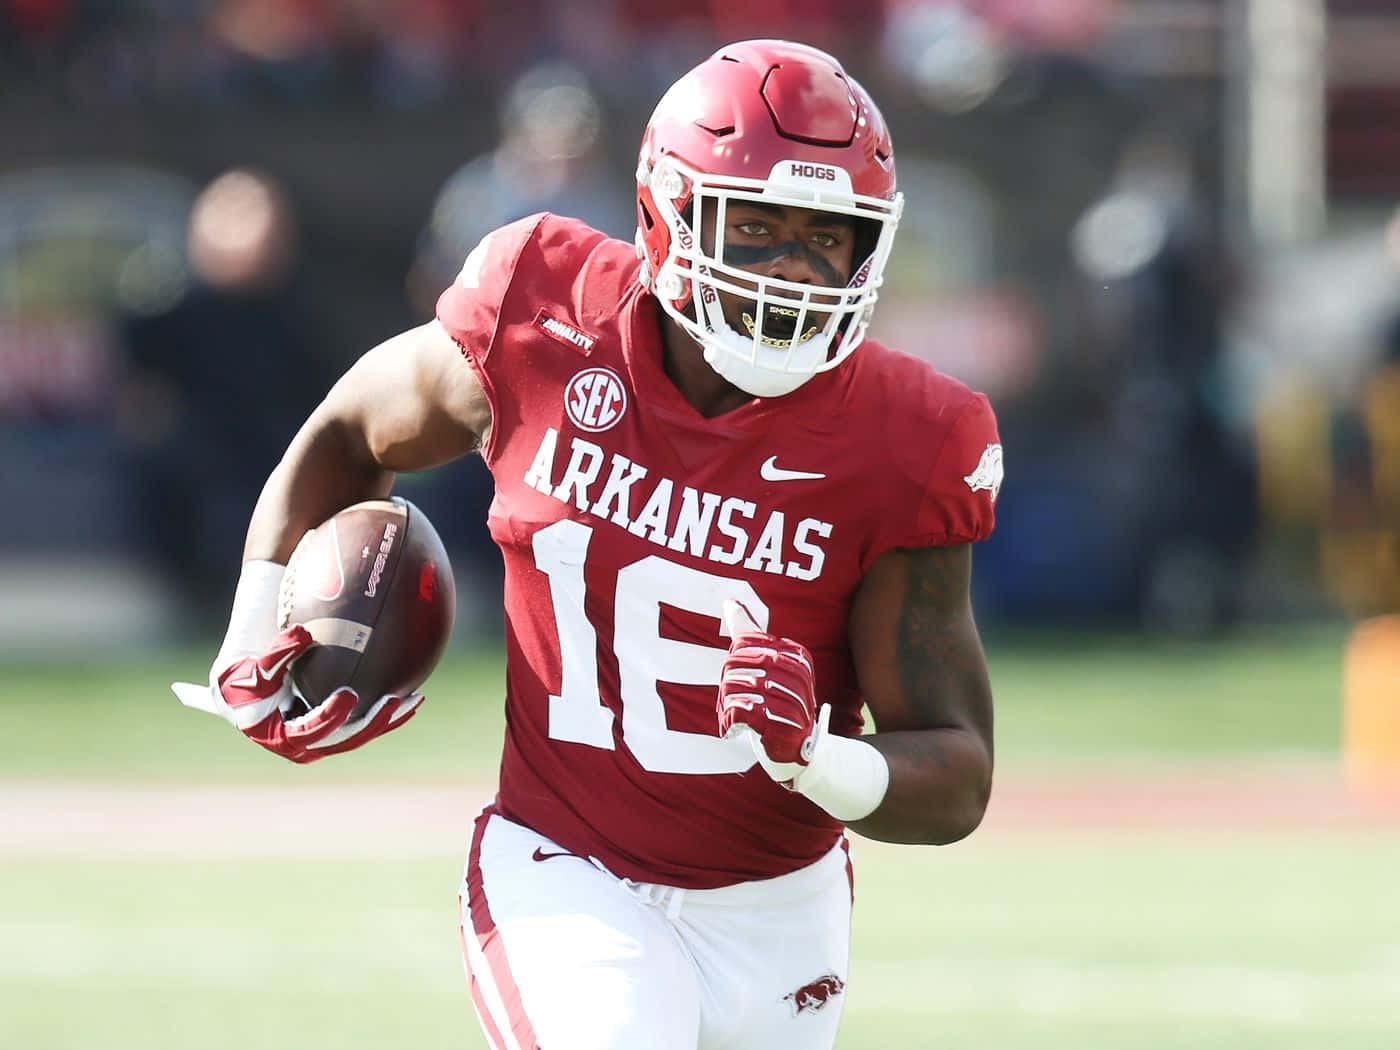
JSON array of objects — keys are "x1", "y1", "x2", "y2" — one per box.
[{"x1": 783, "y1": 974, "x2": 845, "y2": 1015}]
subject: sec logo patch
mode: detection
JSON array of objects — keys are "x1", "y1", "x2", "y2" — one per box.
[{"x1": 565, "y1": 367, "x2": 627, "y2": 433}]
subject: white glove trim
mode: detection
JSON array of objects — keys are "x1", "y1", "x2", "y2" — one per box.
[
  {"x1": 719, "y1": 596, "x2": 888, "y2": 821},
  {"x1": 300, "y1": 691, "x2": 424, "y2": 751},
  {"x1": 172, "y1": 680, "x2": 218, "y2": 714},
  {"x1": 172, "y1": 560, "x2": 287, "y2": 723},
  {"x1": 214, "y1": 560, "x2": 287, "y2": 672}
]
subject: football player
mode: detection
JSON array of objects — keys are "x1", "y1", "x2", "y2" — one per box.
[{"x1": 180, "y1": 39, "x2": 1002, "y2": 1050}]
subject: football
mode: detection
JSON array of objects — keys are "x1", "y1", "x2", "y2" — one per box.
[{"x1": 278, "y1": 496, "x2": 456, "y2": 719}]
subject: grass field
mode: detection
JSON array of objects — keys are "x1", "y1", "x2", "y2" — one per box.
[{"x1": 4, "y1": 624, "x2": 1399, "y2": 1049}]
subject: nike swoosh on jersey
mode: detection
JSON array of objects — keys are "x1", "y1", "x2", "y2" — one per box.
[
  {"x1": 759, "y1": 456, "x2": 827, "y2": 482},
  {"x1": 531, "y1": 847, "x2": 580, "y2": 863}
]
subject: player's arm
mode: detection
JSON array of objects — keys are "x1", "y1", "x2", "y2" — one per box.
[
  {"x1": 173, "y1": 320, "x2": 489, "y2": 761},
  {"x1": 843, "y1": 541, "x2": 993, "y2": 844},
  {"x1": 244, "y1": 319, "x2": 489, "y2": 563},
  {"x1": 717, "y1": 541, "x2": 993, "y2": 845}
]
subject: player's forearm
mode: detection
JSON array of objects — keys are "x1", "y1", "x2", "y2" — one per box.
[
  {"x1": 242, "y1": 416, "x2": 394, "y2": 564},
  {"x1": 845, "y1": 727, "x2": 993, "y2": 844}
]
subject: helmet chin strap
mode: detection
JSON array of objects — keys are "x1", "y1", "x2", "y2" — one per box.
[
  {"x1": 701, "y1": 339, "x2": 817, "y2": 398},
  {"x1": 692, "y1": 286, "x2": 828, "y2": 398}
]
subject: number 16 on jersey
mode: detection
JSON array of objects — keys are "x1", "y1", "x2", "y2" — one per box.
[{"x1": 533, "y1": 518, "x2": 768, "y2": 776}]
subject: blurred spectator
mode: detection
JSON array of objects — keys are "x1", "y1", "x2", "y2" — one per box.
[
  {"x1": 876, "y1": 155, "x2": 1041, "y2": 400},
  {"x1": 1243, "y1": 204, "x2": 1400, "y2": 619},
  {"x1": 120, "y1": 169, "x2": 327, "y2": 616},
  {"x1": 879, "y1": 2, "x2": 1011, "y2": 114},
  {"x1": 7, "y1": 0, "x2": 1397, "y2": 640},
  {"x1": 407, "y1": 59, "x2": 633, "y2": 312},
  {"x1": 399, "y1": 61, "x2": 634, "y2": 633},
  {"x1": 3, "y1": 0, "x2": 73, "y2": 42},
  {"x1": 1082, "y1": 131, "x2": 1254, "y2": 631},
  {"x1": 0, "y1": 162, "x2": 193, "y2": 552},
  {"x1": 976, "y1": 128, "x2": 1256, "y2": 632},
  {"x1": 0, "y1": 159, "x2": 200, "y2": 648},
  {"x1": 360, "y1": 0, "x2": 482, "y2": 108},
  {"x1": 1317, "y1": 207, "x2": 1400, "y2": 614},
  {"x1": 201, "y1": 0, "x2": 341, "y2": 103}
]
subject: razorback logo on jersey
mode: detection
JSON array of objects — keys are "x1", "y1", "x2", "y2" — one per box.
[
  {"x1": 963, "y1": 443, "x2": 1003, "y2": 502},
  {"x1": 783, "y1": 974, "x2": 844, "y2": 1015}
]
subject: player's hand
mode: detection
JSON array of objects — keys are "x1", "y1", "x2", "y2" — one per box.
[
  {"x1": 171, "y1": 626, "x2": 424, "y2": 763},
  {"x1": 717, "y1": 599, "x2": 830, "y2": 786}
]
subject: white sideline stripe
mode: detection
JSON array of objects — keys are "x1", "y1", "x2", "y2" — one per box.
[
  {"x1": 462, "y1": 969, "x2": 509, "y2": 1050},
  {"x1": 301, "y1": 617, "x2": 372, "y2": 652},
  {"x1": 460, "y1": 913, "x2": 523, "y2": 1050},
  {"x1": 459, "y1": 865, "x2": 527, "y2": 1050}
]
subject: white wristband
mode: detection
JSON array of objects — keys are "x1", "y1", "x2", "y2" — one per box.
[
  {"x1": 212, "y1": 560, "x2": 286, "y2": 674},
  {"x1": 794, "y1": 706, "x2": 891, "y2": 822}
]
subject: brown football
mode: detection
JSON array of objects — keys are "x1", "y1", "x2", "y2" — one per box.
[{"x1": 278, "y1": 497, "x2": 456, "y2": 719}]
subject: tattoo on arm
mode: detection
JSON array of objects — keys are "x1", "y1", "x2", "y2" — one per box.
[
  {"x1": 847, "y1": 543, "x2": 994, "y2": 842},
  {"x1": 888, "y1": 544, "x2": 992, "y2": 744},
  {"x1": 898, "y1": 547, "x2": 958, "y2": 713}
]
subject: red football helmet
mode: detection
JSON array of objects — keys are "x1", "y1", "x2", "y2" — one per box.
[{"x1": 636, "y1": 39, "x2": 903, "y2": 397}]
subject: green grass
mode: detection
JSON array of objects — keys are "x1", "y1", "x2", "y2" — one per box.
[
  {"x1": 986, "y1": 627, "x2": 1350, "y2": 761},
  {"x1": 3, "y1": 624, "x2": 1387, "y2": 1050},
  {"x1": 2, "y1": 853, "x2": 476, "y2": 1050},
  {"x1": 0, "y1": 644, "x2": 510, "y2": 782},
  {"x1": 0, "y1": 625, "x2": 1351, "y2": 781},
  {"x1": 847, "y1": 834, "x2": 1400, "y2": 1049}
]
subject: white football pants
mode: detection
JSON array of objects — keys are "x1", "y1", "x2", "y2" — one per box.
[{"x1": 458, "y1": 806, "x2": 853, "y2": 1050}]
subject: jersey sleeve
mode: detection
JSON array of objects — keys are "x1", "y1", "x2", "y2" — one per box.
[
  {"x1": 434, "y1": 213, "x2": 616, "y2": 468},
  {"x1": 914, "y1": 392, "x2": 1001, "y2": 545},
  {"x1": 872, "y1": 386, "x2": 1002, "y2": 560},
  {"x1": 433, "y1": 213, "x2": 547, "y2": 465},
  {"x1": 435, "y1": 213, "x2": 543, "y2": 368}
]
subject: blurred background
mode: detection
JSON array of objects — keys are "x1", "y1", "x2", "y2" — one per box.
[
  {"x1": 3, "y1": 3, "x2": 1400, "y2": 1049},
  {"x1": 2, "y1": 0, "x2": 1399, "y2": 643}
]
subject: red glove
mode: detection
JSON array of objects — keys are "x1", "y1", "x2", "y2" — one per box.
[
  {"x1": 717, "y1": 599, "x2": 826, "y2": 785},
  {"x1": 176, "y1": 626, "x2": 423, "y2": 764}
]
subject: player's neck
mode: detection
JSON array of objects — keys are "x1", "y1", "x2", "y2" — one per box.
[{"x1": 656, "y1": 309, "x2": 754, "y2": 418}]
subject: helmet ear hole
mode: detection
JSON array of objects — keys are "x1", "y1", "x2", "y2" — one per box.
[{"x1": 639, "y1": 201, "x2": 656, "y2": 231}]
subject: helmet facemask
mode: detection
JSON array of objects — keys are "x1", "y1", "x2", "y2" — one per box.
[{"x1": 640, "y1": 156, "x2": 903, "y2": 398}]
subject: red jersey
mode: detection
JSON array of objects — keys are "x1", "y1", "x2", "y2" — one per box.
[{"x1": 437, "y1": 214, "x2": 999, "y2": 889}]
